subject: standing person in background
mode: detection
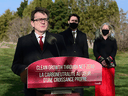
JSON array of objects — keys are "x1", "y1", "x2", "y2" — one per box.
[
  {"x1": 11, "y1": 7, "x2": 66, "y2": 96},
  {"x1": 93, "y1": 23, "x2": 117, "y2": 96},
  {"x1": 59, "y1": 14, "x2": 89, "y2": 96}
]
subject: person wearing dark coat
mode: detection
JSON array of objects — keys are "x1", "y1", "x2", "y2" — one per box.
[
  {"x1": 59, "y1": 14, "x2": 89, "y2": 58},
  {"x1": 59, "y1": 14, "x2": 89, "y2": 96},
  {"x1": 93, "y1": 23, "x2": 117, "y2": 96},
  {"x1": 11, "y1": 7, "x2": 67, "y2": 96}
]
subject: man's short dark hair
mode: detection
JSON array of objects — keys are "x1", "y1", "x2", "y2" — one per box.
[
  {"x1": 68, "y1": 14, "x2": 80, "y2": 22},
  {"x1": 31, "y1": 7, "x2": 49, "y2": 21}
]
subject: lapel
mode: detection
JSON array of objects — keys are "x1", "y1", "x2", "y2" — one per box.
[
  {"x1": 75, "y1": 29, "x2": 80, "y2": 43},
  {"x1": 42, "y1": 31, "x2": 50, "y2": 54},
  {"x1": 66, "y1": 28, "x2": 74, "y2": 43},
  {"x1": 30, "y1": 30, "x2": 42, "y2": 53}
]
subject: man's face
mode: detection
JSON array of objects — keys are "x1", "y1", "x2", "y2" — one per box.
[
  {"x1": 31, "y1": 12, "x2": 48, "y2": 33},
  {"x1": 68, "y1": 16, "x2": 78, "y2": 24}
]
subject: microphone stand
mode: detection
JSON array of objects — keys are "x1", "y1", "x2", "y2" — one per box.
[{"x1": 55, "y1": 42, "x2": 60, "y2": 57}]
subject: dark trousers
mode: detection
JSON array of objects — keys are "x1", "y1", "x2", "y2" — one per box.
[{"x1": 24, "y1": 84, "x2": 36, "y2": 96}]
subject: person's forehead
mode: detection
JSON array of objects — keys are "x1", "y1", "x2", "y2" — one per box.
[
  {"x1": 70, "y1": 16, "x2": 78, "y2": 20},
  {"x1": 102, "y1": 25, "x2": 109, "y2": 29},
  {"x1": 34, "y1": 12, "x2": 47, "y2": 18}
]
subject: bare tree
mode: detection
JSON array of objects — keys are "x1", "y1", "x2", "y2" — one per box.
[
  {"x1": 7, "y1": 17, "x2": 32, "y2": 42},
  {"x1": 115, "y1": 9, "x2": 128, "y2": 51}
]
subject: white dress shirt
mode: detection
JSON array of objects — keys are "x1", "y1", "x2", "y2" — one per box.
[
  {"x1": 35, "y1": 32, "x2": 46, "y2": 43},
  {"x1": 72, "y1": 30, "x2": 77, "y2": 38}
]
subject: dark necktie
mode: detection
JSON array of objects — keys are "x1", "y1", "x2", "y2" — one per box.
[
  {"x1": 39, "y1": 36, "x2": 43, "y2": 50},
  {"x1": 72, "y1": 32, "x2": 76, "y2": 43}
]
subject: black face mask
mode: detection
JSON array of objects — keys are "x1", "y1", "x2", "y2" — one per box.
[
  {"x1": 69, "y1": 23, "x2": 78, "y2": 29},
  {"x1": 102, "y1": 30, "x2": 109, "y2": 36}
]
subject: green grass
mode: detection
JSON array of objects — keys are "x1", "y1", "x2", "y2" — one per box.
[
  {"x1": 0, "y1": 48, "x2": 24, "y2": 96},
  {"x1": 0, "y1": 48, "x2": 128, "y2": 96}
]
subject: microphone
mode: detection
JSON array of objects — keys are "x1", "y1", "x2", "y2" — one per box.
[
  {"x1": 47, "y1": 35, "x2": 57, "y2": 45},
  {"x1": 47, "y1": 35, "x2": 60, "y2": 56}
]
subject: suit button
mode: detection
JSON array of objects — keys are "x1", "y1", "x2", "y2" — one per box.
[{"x1": 74, "y1": 51, "x2": 76, "y2": 53}]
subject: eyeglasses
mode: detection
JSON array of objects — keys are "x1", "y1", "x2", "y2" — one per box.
[{"x1": 33, "y1": 18, "x2": 49, "y2": 23}]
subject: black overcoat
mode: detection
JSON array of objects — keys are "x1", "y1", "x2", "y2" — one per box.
[
  {"x1": 59, "y1": 28, "x2": 89, "y2": 58},
  {"x1": 93, "y1": 36, "x2": 117, "y2": 66},
  {"x1": 11, "y1": 30, "x2": 67, "y2": 96}
]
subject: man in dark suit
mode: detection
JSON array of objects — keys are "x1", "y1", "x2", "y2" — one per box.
[
  {"x1": 59, "y1": 14, "x2": 89, "y2": 96},
  {"x1": 11, "y1": 7, "x2": 66, "y2": 96}
]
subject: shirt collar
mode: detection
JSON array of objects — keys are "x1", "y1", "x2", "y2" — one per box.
[
  {"x1": 72, "y1": 30, "x2": 77, "y2": 33},
  {"x1": 35, "y1": 31, "x2": 46, "y2": 39}
]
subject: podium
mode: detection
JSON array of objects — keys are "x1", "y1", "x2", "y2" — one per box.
[{"x1": 20, "y1": 57, "x2": 102, "y2": 96}]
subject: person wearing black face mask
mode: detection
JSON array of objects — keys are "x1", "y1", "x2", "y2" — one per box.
[
  {"x1": 59, "y1": 14, "x2": 89, "y2": 96},
  {"x1": 69, "y1": 22, "x2": 78, "y2": 29},
  {"x1": 93, "y1": 23, "x2": 117, "y2": 96},
  {"x1": 102, "y1": 29, "x2": 109, "y2": 36}
]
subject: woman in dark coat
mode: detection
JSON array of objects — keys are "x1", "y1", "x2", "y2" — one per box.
[{"x1": 93, "y1": 23, "x2": 117, "y2": 96}]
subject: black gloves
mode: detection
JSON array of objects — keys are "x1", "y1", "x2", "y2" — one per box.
[
  {"x1": 98, "y1": 56, "x2": 115, "y2": 68},
  {"x1": 97, "y1": 56, "x2": 104, "y2": 63},
  {"x1": 105, "y1": 56, "x2": 115, "y2": 67},
  {"x1": 106, "y1": 56, "x2": 112, "y2": 65},
  {"x1": 98, "y1": 56, "x2": 107, "y2": 67}
]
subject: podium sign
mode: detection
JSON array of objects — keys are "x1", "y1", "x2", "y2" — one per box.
[{"x1": 27, "y1": 57, "x2": 102, "y2": 89}]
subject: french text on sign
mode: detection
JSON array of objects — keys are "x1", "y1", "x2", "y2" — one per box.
[
  {"x1": 54, "y1": 77, "x2": 74, "y2": 82},
  {"x1": 75, "y1": 77, "x2": 87, "y2": 81},
  {"x1": 44, "y1": 72, "x2": 75, "y2": 77},
  {"x1": 43, "y1": 78, "x2": 53, "y2": 83}
]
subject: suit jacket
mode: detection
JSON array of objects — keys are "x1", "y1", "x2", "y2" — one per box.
[
  {"x1": 11, "y1": 30, "x2": 67, "y2": 96},
  {"x1": 59, "y1": 28, "x2": 89, "y2": 58}
]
